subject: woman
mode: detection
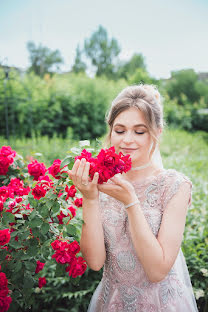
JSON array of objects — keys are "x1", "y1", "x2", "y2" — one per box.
[{"x1": 69, "y1": 84, "x2": 198, "y2": 311}]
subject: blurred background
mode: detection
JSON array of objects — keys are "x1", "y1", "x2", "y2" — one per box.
[{"x1": 0, "y1": 0, "x2": 207, "y2": 311}]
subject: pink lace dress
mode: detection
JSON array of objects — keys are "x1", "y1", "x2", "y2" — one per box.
[{"x1": 87, "y1": 169, "x2": 198, "y2": 312}]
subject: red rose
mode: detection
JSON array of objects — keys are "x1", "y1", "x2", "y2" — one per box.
[
  {"x1": 0, "y1": 157, "x2": 10, "y2": 176},
  {"x1": 0, "y1": 146, "x2": 16, "y2": 158},
  {"x1": 32, "y1": 185, "x2": 46, "y2": 200},
  {"x1": 0, "y1": 295, "x2": 12, "y2": 312},
  {"x1": 68, "y1": 206, "x2": 76, "y2": 219},
  {"x1": 37, "y1": 175, "x2": 53, "y2": 190},
  {"x1": 66, "y1": 257, "x2": 87, "y2": 278},
  {"x1": 28, "y1": 160, "x2": 46, "y2": 181},
  {"x1": 0, "y1": 201, "x2": 4, "y2": 212},
  {"x1": 0, "y1": 229, "x2": 10, "y2": 246},
  {"x1": 48, "y1": 159, "x2": 62, "y2": 179},
  {"x1": 35, "y1": 261, "x2": 45, "y2": 274},
  {"x1": 74, "y1": 198, "x2": 83, "y2": 207},
  {"x1": 38, "y1": 277, "x2": 46, "y2": 289},
  {"x1": 57, "y1": 211, "x2": 67, "y2": 225},
  {"x1": 52, "y1": 250, "x2": 74, "y2": 264},
  {"x1": 0, "y1": 272, "x2": 8, "y2": 292},
  {"x1": 68, "y1": 241, "x2": 80, "y2": 255},
  {"x1": 65, "y1": 185, "x2": 77, "y2": 199}
]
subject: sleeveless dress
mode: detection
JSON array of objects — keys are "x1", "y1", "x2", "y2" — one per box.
[{"x1": 87, "y1": 169, "x2": 198, "y2": 312}]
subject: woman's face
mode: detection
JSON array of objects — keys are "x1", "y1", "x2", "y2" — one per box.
[{"x1": 110, "y1": 107, "x2": 155, "y2": 166}]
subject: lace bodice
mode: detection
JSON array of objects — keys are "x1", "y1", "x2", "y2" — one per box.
[{"x1": 87, "y1": 169, "x2": 198, "y2": 312}]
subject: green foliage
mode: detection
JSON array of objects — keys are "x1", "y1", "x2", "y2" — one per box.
[
  {"x1": 117, "y1": 53, "x2": 146, "y2": 80},
  {"x1": 164, "y1": 69, "x2": 208, "y2": 105},
  {"x1": 0, "y1": 70, "x2": 127, "y2": 140},
  {"x1": 27, "y1": 41, "x2": 64, "y2": 77},
  {"x1": 128, "y1": 68, "x2": 158, "y2": 85},
  {"x1": 84, "y1": 25, "x2": 121, "y2": 78},
  {"x1": 72, "y1": 45, "x2": 87, "y2": 74}
]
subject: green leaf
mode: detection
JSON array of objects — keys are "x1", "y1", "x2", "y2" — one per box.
[
  {"x1": 66, "y1": 224, "x2": 77, "y2": 235},
  {"x1": 46, "y1": 200, "x2": 54, "y2": 209},
  {"x1": 27, "y1": 245, "x2": 39, "y2": 257},
  {"x1": 29, "y1": 216, "x2": 43, "y2": 228},
  {"x1": 41, "y1": 223, "x2": 50, "y2": 235},
  {"x1": 2, "y1": 211, "x2": 15, "y2": 224},
  {"x1": 24, "y1": 260, "x2": 36, "y2": 272},
  {"x1": 9, "y1": 239, "x2": 22, "y2": 249},
  {"x1": 55, "y1": 263, "x2": 66, "y2": 277},
  {"x1": 39, "y1": 205, "x2": 49, "y2": 218},
  {"x1": 52, "y1": 201, "x2": 60, "y2": 214},
  {"x1": 14, "y1": 261, "x2": 22, "y2": 272},
  {"x1": 60, "y1": 155, "x2": 73, "y2": 168},
  {"x1": 23, "y1": 273, "x2": 34, "y2": 289}
]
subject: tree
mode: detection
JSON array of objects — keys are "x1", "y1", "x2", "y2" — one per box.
[
  {"x1": 72, "y1": 45, "x2": 87, "y2": 74},
  {"x1": 165, "y1": 69, "x2": 200, "y2": 105},
  {"x1": 117, "y1": 53, "x2": 146, "y2": 80},
  {"x1": 27, "y1": 41, "x2": 64, "y2": 77},
  {"x1": 84, "y1": 25, "x2": 121, "y2": 78}
]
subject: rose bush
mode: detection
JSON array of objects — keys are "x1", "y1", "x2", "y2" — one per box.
[{"x1": 0, "y1": 144, "x2": 131, "y2": 311}]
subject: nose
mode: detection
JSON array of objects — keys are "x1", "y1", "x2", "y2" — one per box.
[{"x1": 122, "y1": 131, "x2": 134, "y2": 144}]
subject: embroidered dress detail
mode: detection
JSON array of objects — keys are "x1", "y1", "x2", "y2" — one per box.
[{"x1": 87, "y1": 169, "x2": 198, "y2": 312}]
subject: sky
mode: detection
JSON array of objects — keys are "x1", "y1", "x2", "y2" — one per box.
[{"x1": 0, "y1": 0, "x2": 207, "y2": 79}]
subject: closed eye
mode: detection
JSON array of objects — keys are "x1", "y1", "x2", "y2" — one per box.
[{"x1": 115, "y1": 131, "x2": 145, "y2": 135}]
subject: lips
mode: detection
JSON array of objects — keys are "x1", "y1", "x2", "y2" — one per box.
[{"x1": 121, "y1": 148, "x2": 138, "y2": 153}]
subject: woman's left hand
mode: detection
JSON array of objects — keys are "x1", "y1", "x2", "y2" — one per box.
[{"x1": 97, "y1": 174, "x2": 138, "y2": 206}]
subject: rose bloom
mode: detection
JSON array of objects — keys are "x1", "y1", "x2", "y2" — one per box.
[
  {"x1": 66, "y1": 257, "x2": 87, "y2": 278},
  {"x1": 68, "y1": 206, "x2": 76, "y2": 219},
  {"x1": 0, "y1": 157, "x2": 10, "y2": 176},
  {"x1": 0, "y1": 229, "x2": 10, "y2": 246},
  {"x1": 38, "y1": 277, "x2": 46, "y2": 289},
  {"x1": 28, "y1": 160, "x2": 46, "y2": 181},
  {"x1": 32, "y1": 184, "x2": 47, "y2": 200},
  {"x1": 65, "y1": 185, "x2": 77, "y2": 199},
  {"x1": 48, "y1": 159, "x2": 62, "y2": 179},
  {"x1": 0, "y1": 272, "x2": 8, "y2": 294},
  {"x1": 0, "y1": 146, "x2": 16, "y2": 158},
  {"x1": 0, "y1": 295, "x2": 12, "y2": 312},
  {"x1": 35, "y1": 261, "x2": 45, "y2": 274},
  {"x1": 68, "y1": 241, "x2": 80, "y2": 255},
  {"x1": 74, "y1": 198, "x2": 83, "y2": 207},
  {"x1": 52, "y1": 250, "x2": 74, "y2": 264}
]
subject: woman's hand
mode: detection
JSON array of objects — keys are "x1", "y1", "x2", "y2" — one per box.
[
  {"x1": 68, "y1": 158, "x2": 99, "y2": 200},
  {"x1": 97, "y1": 174, "x2": 138, "y2": 206}
]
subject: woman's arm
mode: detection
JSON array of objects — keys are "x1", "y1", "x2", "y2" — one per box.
[
  {"x1": 68, "y1": 158, "x2": 106, "y2": 271},
  {"x1": 126, "y1": 182, "x2": 191, "y2": 283},
  {"x1": 80, "y1": 197, "x2": 106, "y2": 271}
]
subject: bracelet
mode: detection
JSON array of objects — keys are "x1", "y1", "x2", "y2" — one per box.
[{"x1": 124, "y1": 200, "x2": 140, "y2": 209}]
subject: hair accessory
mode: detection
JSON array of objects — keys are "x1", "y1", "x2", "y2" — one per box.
[
  {"x1": 131, "y1": 161, "x2": 151, "y2": 171},
  {"x1": 124, "y1": 200, "x2": 140, "y2": 209}
]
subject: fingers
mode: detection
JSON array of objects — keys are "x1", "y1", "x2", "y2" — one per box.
[
  {"x1": 82, "y1": 161, "x2": 90, "y2": 185},
  {"x1": 92, "y1": 172, "x2": 99, "y2": 185}
]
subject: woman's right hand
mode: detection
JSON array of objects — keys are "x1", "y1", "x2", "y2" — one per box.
[{"x1": 68, "y1": 158, "x2": 99, "y2": 200}]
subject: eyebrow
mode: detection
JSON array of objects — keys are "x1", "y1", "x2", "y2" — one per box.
[{"x1": 114, "y1": 123, "x2": 148, "y2": 128}]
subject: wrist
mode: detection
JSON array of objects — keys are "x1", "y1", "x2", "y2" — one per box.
[
  {"x1": 82, "y1": 196, "x2": 99, "y2": 204},
  {"x1": 124, "y1": 199, "x2": 140, "y2": 209}
]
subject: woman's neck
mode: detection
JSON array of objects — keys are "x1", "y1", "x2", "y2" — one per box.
[{"x1": 123, "y1": 163, "x2": 161, "y2": 183}]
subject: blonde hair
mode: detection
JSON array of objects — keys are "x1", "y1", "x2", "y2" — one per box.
[{"x1": 104, "y1": 84, "x2": 164, "y2": 157}]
